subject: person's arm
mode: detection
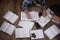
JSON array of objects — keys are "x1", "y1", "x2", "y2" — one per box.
[
  {"x1": 24, "y1": 10, "x2": 32, "y2": 19},
  {"x1": 42, "y1": 0, "x2": 47, "y2": 17},
  {"x1": 42, "y1": 7, "x2": 47, "y2": 17},
  {"x1": 33, "y1": 0, "x2": 36, "y2": 5},
  {"x1": 22, "y1": 0, "x2": 32, "y2": 19},
  {"x1": 33, "y1": 0, "x2": 47, "y2": 17}
]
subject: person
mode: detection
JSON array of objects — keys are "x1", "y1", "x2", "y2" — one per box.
[{"x1": 22, "y1": 0, "x2": 47, "y2": 19}]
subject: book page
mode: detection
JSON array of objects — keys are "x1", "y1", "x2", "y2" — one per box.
[
  {"x1": 37, "y1": 16, "x2": 50, "y2": 27},
  {"x1": 49, "y1": 25, "x2": 60, "y2": 37},
  {"x1": 18, "y1": 21, "x2": 34, "y2": 30},
  {"x1": 21, "y1": 11, "x2": 39, "y2": 21},
  {"x1": 5, "y1": 24, "x2": 16, "y2": 35},
  {"x1": 44, "y1": 28, "x2": 54, "y2": 39},
  {"x1": 15, "y1": 28, "x2": 30, "y2": 38},
  {"x1": 44, "y1": 25, "x2": 60, "y2": 39},
  {"x1": 3, "y1": 11, "x2": 18, "y2": 23},
  {"x1": 31, "y1": 29, "x2": 44, "y2": 39},
  {"x1": 0, "y1": 21, "x2": 10, "y2": 32}
]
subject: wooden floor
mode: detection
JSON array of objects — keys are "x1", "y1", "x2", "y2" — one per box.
[{"x1": 0, "y1": 0, "x2": 60, "y2": 40}]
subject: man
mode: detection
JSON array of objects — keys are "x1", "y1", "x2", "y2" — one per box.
[{"x1": 22, "y1": 0, "x2": 47, "y2": 19}]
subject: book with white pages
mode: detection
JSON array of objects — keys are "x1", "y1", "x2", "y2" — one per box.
[
  {"x1": 44, "y1": 25, "x2": 60, "y2": 39},
  {"x1": 31, "y1": 29, "x2": 44, "y2": 39},
  {"x1": 3, "y1": 11, "x2": 18, "y2": 24},
  {"x1": 15, "y1": 28, "x2": 30, "y2": 38},
  {"x1": 0, "y1": 21, "x2": 16, "y2": 35},
  {"x1": 18, "y1": 21, "x2": 34, "y2": 30},
  {"x1": 21, "y1": 11, "x2": 39, "y2": 21},
  {"x1": 37, "y1": 16, "x2": 51, "y2": 27}
]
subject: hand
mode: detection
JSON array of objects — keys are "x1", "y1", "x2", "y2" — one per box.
[
  {"x1": 26, "y1": 13, "x2": 32, "y2": 19},
  {"x1": 42, "y1": 9, "x2": 47, "y2": 17},
  {"x1": 24, "y1": 10, "x2": 32, "y2": 19}
]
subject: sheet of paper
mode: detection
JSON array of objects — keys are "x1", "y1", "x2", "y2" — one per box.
[
  {"x1": 31, "y1": 29, "x2": 44, "y2": 39},
  {"x1": 5, "y1": 24, "x2": 16, "y2": 35},
  {"x1": 3, "y1": 11, "x2": 18, "y2": 23},
  {"x1": 37, "y1": 16, "x2": 50, "y2": 27},
  {"x1": 44, "y1": 25, "x2": 60, "y2": 39},
  {"x1": 0, "y1": 21, "x2": 10, "y2": 32},
  {"x1": 15, "y1": 28, "x2": 30, "y2": 38},
  {"x1": 18, "y1": 21, "x2": 34, "y2": 30},
  {"x1": 21, "y1": 11, "x2": 39, "y2": 21}
]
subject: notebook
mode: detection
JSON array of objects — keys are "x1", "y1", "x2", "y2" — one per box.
[
  {"x1": 31, "y1": 29, "x2": 44, "y2": 39},
  {"x1": 3, "y1": 11, "x2": 18, "y2": 24},
  {"x1": 18, "y1": 21, "x2": 34, "y2": 30},
  {"x1": 15, "y1": 28, "x2": 30, "y2": 38},
  {"x1": 21, "y1": 11, "x2": 39, "y2": 21},
  {"x1": 37, "y1": 16, "x2": 51, "y2": 27},
  {"x1": 0, "y1": 21, "x2": 16, "y2": 35},
  {"x1": 44, "y1": 25, "x2": 60, "y2": 39}
]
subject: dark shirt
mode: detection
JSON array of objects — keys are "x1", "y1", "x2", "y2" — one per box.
[{"x1": 22, "y1": 0, "x2": 47, "y2": 11}]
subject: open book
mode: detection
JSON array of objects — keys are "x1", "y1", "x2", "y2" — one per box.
[
  {"x1": 15, "y1": 28, "x2": 30, "y2": 38},
  {"x1": 44, "y1": 25, "x2": 60, "y2": 39},
  {"x1": 18, "y1": 21, "x2": 34, "y2": 30},
  {"x1": 3, "y1": 11, "x2": 18, "y2": 24},
  {"x1": 31, "y1": 29, "x2": 44, "y2": 39},
  {"x1": 0, "y1": 21, "x2": 16, "y2": 35},
  {"x1": 37, "y1": 16, "x2": 51, "y2": 27},
  {"x1": 21, "y1": 11, "x2": 39, "y2": 21}
]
